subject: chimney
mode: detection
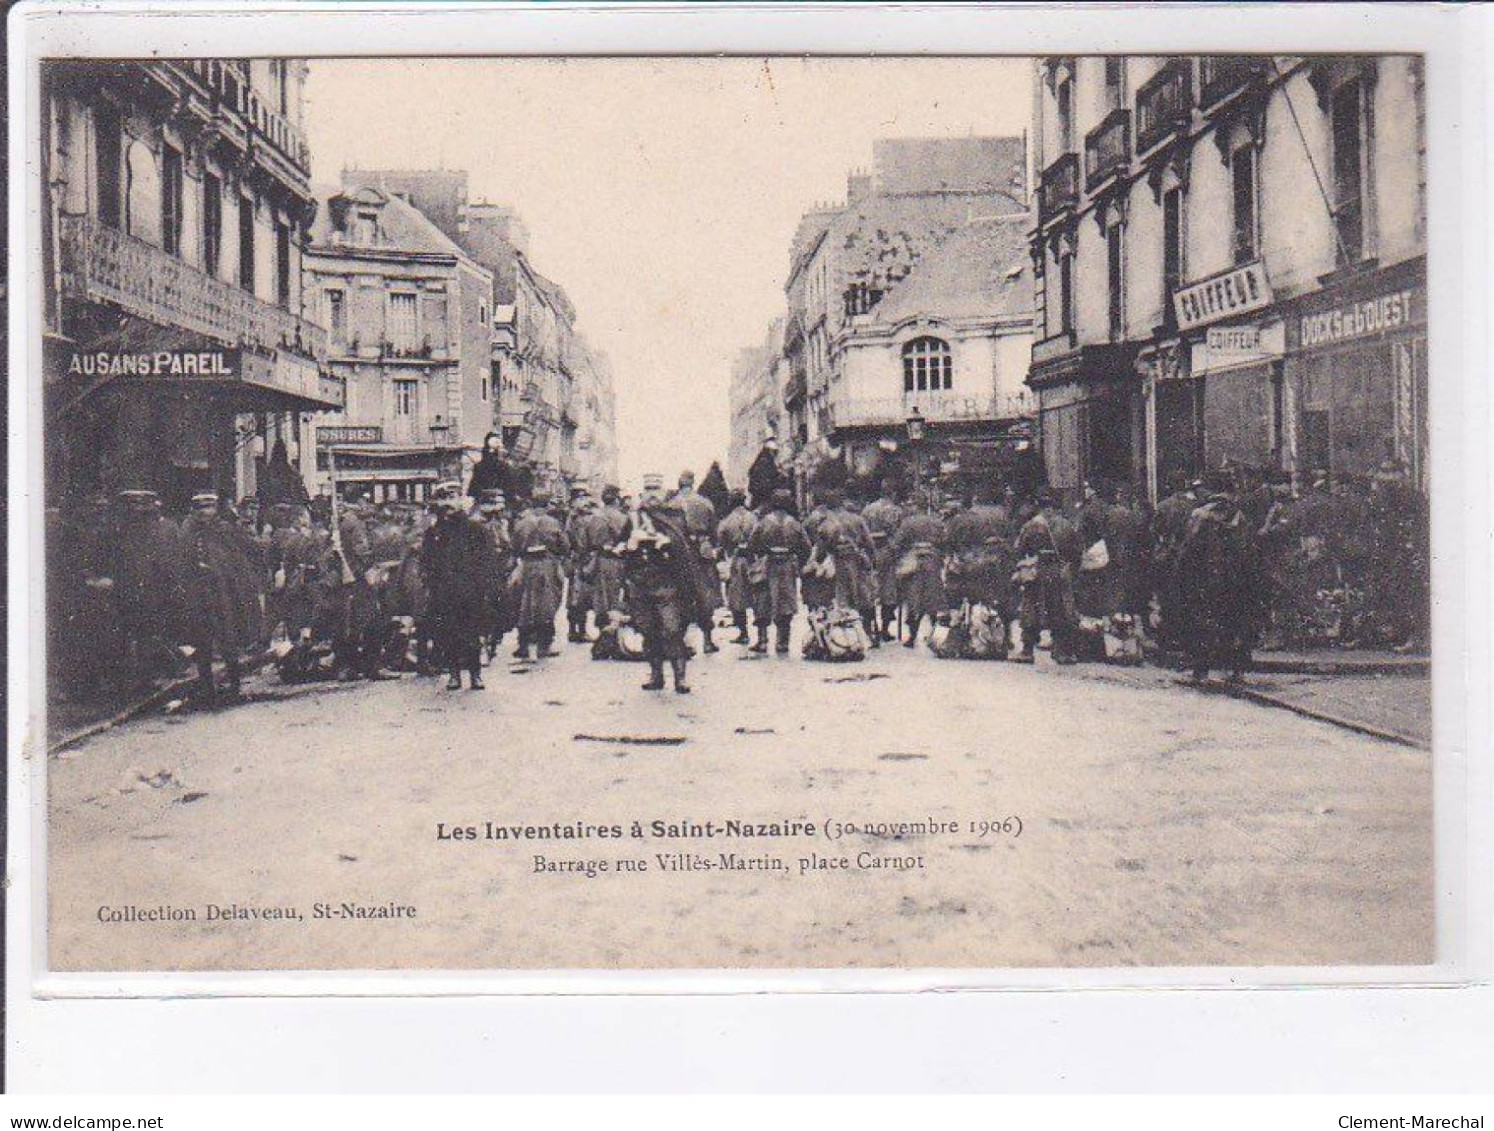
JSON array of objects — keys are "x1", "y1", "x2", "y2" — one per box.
[{"x1": 846, "y1": 169, "x2": 871, "y2": 204}]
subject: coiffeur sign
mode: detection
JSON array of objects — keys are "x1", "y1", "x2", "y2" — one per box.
[{"x1": 1172, "y1": 260, "x2": 1273, "y2": 332}]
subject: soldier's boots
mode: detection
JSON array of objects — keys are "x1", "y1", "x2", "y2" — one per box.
[
  {"x1": 750, "y1": 626, "x2": 769, "y2": 654},
  {"x1": 446, "y1": 671, "x2": 463, "y2": 690},
  {"x1": 731, "y1": 614, "x2": 750, "y2": 643},
  {"x1": 700, "y1": 621, "x2": 719, "y2": 654},
  {"x1": 513, "y1": 630, "x2": 531, "y2": 660},
  {"x1": 642, "y1": 660, "x2": 667, "y2": 691},
  {"x1": 775, "y1": 619, "x2": 792, "y2": 654},
  {"x1": 671, "y1": 658, "x2": 691, "y2": 694},
  {"x1": 535, "y1": 631, "x2": 560, "y2": 659},
  {"x1": 469, "y1": 669, "x2": 485, "y2": 691}
]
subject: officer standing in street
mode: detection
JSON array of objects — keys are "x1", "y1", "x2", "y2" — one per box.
[
  {"x1": 622, "y1": 475, "x2": 698, "y2": 693},
  {"x1": 422, "y1": 481, "x2": 500, "y2": 690}
]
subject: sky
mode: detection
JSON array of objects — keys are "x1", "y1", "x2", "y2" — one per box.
[{"x1": 303, "y1": 57, "x2": 1031, "y2": 488}]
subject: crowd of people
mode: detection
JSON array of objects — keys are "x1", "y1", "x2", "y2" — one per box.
[{"x1": 46, "y1": 439, "x2": 1429, "y2": 709}]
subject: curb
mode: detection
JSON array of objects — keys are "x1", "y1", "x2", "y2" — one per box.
[
  {"x1": 1206, "y1": 680, "x2": 1428, "y2": 749},
  {"x1": 48, "y1": 651, "x2": 274, "y2": 756},
  {"x1": 1250, "y1": 656, "x2": 1430, "y2": 677}
]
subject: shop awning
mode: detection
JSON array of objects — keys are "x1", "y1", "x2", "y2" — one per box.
[{"x1": 48, "y1": 325, "x2": 342, "y2": 416}]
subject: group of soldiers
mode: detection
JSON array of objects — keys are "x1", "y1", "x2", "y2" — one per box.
[{"x1": 48, "y1": 448, "x2": 1429, "y2": 707}]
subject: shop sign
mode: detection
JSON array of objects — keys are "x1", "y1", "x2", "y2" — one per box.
[
  {"x1": 1172, "y1": 260, "x2": 1273, "y2": 331},
  {"x1": 1193, "y1": 322, "x2": 1284, "y2": 374},
  {"x1": 1206, "y1": 326, "x2": 1261, "y2": 354},
  {"x1": 67, "y1": 348, "x2": 238, "y2": 379},
  {"x1": 1298, "y1": 288, "x2": 1418, "y2": 349}
]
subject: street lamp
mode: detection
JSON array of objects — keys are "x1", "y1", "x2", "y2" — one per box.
[{"x1": 905, "y1": 408, "x2": 928, "y2": 496}]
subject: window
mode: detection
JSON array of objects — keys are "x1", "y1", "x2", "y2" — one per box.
[
  {"x1": 1331, "y1": 78, "x2": 1367, "y2": 265},
  {"x1": 1162, "y1": 187, "x2": 1183, "y2": 327},
  {"x1": 1058, "y1": 251, "x2": 1075, "y2": 334},
  {"x1": 1056, "y1": 78, "x2": 1075, "y2": 152},
  {"x1": 202, "y1": 173, "x2": 222, "y2": 277},
  {"x1": 271, "y1": 59, "x2": 289, "y2": 114},
  {"x1": 1104, "y1": 57, "x2": 1125, "y2": 110},
  {"x1": 275, "y1": 219, "x2": 292, "y2": 308},
  {"x1": 238, "y1": 195, "x2": 256, "y2": 291},
  {"x1": 481, "y1": 373, "x2": 491, "y2": 403},
  {"x1": 394, "y1": 379, "x2": 418, "y2": 416},
  {"x1": 1231, "y1": 145, "x2": 1259, "y2": 265},
  {"x1": 95, "y1": 104, "x2": 123, "y2": 229},
  {"x1": 160, "y1": 145, "x2": 183, "y2": 256},
  {"x1": 1106, "y1": 222, "x2": 1125, "y2": 341},
  {"x1": 388, "y1": 293, "x2": 419, "y2": 349},
  {"x1": 325, "y1": 289, "x2": 347, "y2": 349},
  {"x1": 902, "y1": 337, "x2": 953, "y2": 394}
]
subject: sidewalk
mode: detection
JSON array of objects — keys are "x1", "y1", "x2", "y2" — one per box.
[{"x1": 1251, "y1": 648, "x2": 1430, "y2": 676}]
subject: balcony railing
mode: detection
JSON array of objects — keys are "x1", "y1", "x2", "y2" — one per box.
[
  {"x1": 59, "y1": 214, "x2": 325, "y2": 358},
  {"x1": 1136, "y1": 59, "x2": 1195, "y2": 153},
  {"x1": 1084, "y1": 109, "x2": 1132, "y2": 190},
  {"x1": 829, "y1": 390, "x2": 1034, "y2": 431},
  {"x1": 182, "y1": 60, "x2": 312, "y2": 174},
  {"x1": 1200, "y1": 56, "x2": 1269, "y2": 110},
  {"x1": 1039, "y1": 152, "x2": 1081, "y2": 221}
]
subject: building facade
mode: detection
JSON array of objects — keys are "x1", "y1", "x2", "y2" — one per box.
[
  {"x1": 343, "y1": 169, "x2": 619, "y2": 495},
  {"x1": 777, "y1": 137, "x2": 1035, "y2": 493},
  {"x1": 303, "y1": 181, "x2": 494, "y2": 500},
  {"x1": 1029, "y1": 55, "x2": 1427, "y2": 501},
  {"x1": 41, "y1": 59, "x2": 339, "y2": 511},
  {"x1": 727, "y1": 317, "x2": 785, "y2": 488}
]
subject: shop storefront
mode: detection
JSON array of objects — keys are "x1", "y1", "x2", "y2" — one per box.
[
  {"x1": 1281, "y1": 257, "x2": 1427, "y2": 490},
  {"x1": 46, "y1": 334, "x2": 341, "y2": 511},
  {"x1": 1029, "y1": 344, "x2": 1141, "y2": 499}
]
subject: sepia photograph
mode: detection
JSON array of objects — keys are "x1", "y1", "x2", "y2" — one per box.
[{"x1": 28, "y1": 48, "x2": 1438, "y2": 976}]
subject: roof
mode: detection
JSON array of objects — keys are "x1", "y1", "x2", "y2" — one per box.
[
  {"x1": 868, "y1": 213, "x2": 1033, "y2": 326},
  {"x1": 309, "y1": 185, "x2": 473, "y2": 262}
]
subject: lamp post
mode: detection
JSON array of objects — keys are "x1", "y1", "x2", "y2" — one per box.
[{"x1": 905, "y1": 407, "x2": 927, "y2": 495}]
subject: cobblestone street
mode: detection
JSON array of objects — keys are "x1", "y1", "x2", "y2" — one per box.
[{"x1": 47, "y1": 628, "x2": 1434, "y2": 972}]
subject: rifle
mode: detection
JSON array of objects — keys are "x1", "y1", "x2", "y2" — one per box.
[{"x1": 327, "y1": 447, "x2": 357, "y2": 585}]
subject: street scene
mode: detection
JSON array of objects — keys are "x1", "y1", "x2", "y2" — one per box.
[{"x1": 37, "y1": 55, "x2": 1433, "y2": 971}]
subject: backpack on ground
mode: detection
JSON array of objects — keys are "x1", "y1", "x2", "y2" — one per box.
[{"x1": 803, "y1": 605, "x2": 867, "y2": 662}]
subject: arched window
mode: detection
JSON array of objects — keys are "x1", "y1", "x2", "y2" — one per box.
[{"x1": 902, "y1": 337, "x2": 953, "y2": 394}]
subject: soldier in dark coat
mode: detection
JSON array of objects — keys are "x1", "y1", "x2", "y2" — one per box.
[
  {"x1": 179, "y1": 491, "x2": 268, "y2": 701},
  {"x1": 422, "y1": 482, "x2": 500, "y2": 690},
  {"x1": 860, "y1": 486, "x2": 907, "y2": 641},
  {"x1": 1013, "y1": 491, "x2": 1082, "y2": 664},
  {"x1": 891, "y1": 496, "x2": 948, "y2": 649},
  {"x1": 94, "y1": 489, "x2": 183, "y2": 690},
  {"x1": 746, "y1": 488, "x2": 811, "y2": 654},
  {"x1": 944, "y1": 486, "x2": 1015, "y2": 619},
  {"x1": 716, "y1": 489, "x2": 759, "y2": 643},
  {"x1": 799, "y1": 496, "x2": 836, "y2": 612},
  {"x1": 622, "y1": 477, "x2": 699, "y2": 693},
  {"x1": 747, "y1": 440, "x2": 788, "y2": 512},
  {"x1": 673, "y1": 470, "x2": 721, "y2": 653},
  {"x1": 590, "y1": 486, "x2": 631, "y2": 626},
  {"x1": 509, "y1": 490, "x2": 569, "y2": 659},
  {"x1": 475, "y1": 490, "x2": 515, "y2": 658},
  {"x1": 564, "y1": 489, "x2": 599, "y2": 643},
  {"x1": 812, "y1": 489, "x2": 878, "y2": 643},
  {"x1": 1151, "y1": 478, "x2": 1203, "y2": 646},
  {"x1": 1171, "y1": 488, "x2": 1268, "y2": 680}
]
